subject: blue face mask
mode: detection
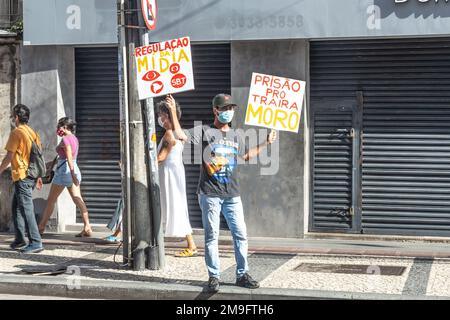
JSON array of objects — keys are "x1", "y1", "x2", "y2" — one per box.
[{"x1": 218, "y1": 110, "x2": 234, "y2": 124}]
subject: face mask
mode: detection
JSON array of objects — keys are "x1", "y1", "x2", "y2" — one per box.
[
  {"x1": 157, "y1": 117, "x2": 165, "y2": 128},
  {"x1": 56, "y1": 128, "x2": 65, "y2": 137},
  {"x1": 10, "y1": 118, "x2": 16, "y2": 128},
  {"x1": 218, "y1": 110, "x2": 234, "y2": 124}
]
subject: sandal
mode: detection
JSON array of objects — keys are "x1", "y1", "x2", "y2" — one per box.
[
  {"x1": 75, "y1": 230, "x2": 92, "y2": 238},
  {"x1": 175, "y1": 248, "x2": 198, "y2": 257},
  {"x1": 104, "y1": 235, "x2": 121, "y2": 243}
]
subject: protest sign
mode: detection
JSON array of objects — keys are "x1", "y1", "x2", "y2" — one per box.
[
  {"x1": 134, "y1": 36, "x2": 194, "y2": 99},
  {"x1": 245, "y1": 72, "x2": 305, "y2": 133}
]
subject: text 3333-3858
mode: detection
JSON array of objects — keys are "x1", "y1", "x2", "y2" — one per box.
[{"x1": 229, "y1": 14, "x2": 303, "y2": 29}]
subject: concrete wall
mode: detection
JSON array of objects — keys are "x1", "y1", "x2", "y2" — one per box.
[
  {"x1": 231, "y1": 40, "x2": 307, "y2": 238},
  {"x1": 152, "y1": 0, "x2": 450, "y2": 42},
  {"x1": 0, "y1": 36, "x2": 19, "y2": 231},
  {"x1": 21, "y1": 45, "x2": 76, "y2": 232},
  {"x1": 0, "y1": 37, "x2": 19, "y2": 153}
]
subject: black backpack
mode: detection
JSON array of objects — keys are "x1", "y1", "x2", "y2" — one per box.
[{"x1": 22, "y1": 127, "x2": 46, "y2": 179}]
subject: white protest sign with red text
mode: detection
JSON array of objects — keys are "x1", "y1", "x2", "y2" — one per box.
[
  {"x1": 134, "y1": 36, "x2": 194, "y2": 100},
  {"x1": 245, "y1": 72, "x2": 305, "y2": 133}
]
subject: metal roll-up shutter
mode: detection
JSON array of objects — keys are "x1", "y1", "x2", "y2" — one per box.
[
  {"x1": 75, "y1": 47, "x2": 121, "y2": 225},
  {"x1": 310, "y1": 37, "x2": 450, "y2": 237},
  {"x1": 310, "y1": 103, "x2": 355, "y2": 232},
  {"x1": 155, "y1": 43, "x2": 231, "y2": 229}
]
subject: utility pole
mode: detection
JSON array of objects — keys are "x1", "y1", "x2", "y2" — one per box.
[
  {"x1": 118, "y1": 0, "x2": 132, "y2": 266},
  {"x1": 119, "y1": 0, "x2": 152, "y2": 271},
  {"x1": 118, "y1": 0, "x2": 165, "y2": 270},
  {"x1": 136, "y1": 1, "x2": 166, "y2": 270}
]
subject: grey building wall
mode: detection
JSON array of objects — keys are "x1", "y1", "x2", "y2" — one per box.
[
  {"x1": 21, "y1": 45, "x2": 76, "y2": 232},
  {"x1": 23, "y1": 0, "x2": 118, "y2": 46},
  {"x1": 231, "y1": 40, "x2": 307, "y2": 238},
  {"x1": 152, "y1": 0, "x2": 450, "y2": 42},
  {"x1": 0, "y1": 35, "x2": 19, "y2": 231}
]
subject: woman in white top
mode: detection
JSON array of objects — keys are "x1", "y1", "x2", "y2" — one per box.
[{"x1": 157, "y1": 95, "x2": 197, "y2": 257}]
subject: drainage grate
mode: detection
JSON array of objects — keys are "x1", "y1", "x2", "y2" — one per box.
[{"x1": 294, "y1": 263, "x2": 406, "y2": 276}]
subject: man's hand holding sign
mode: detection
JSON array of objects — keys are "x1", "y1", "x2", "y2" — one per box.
[{"x1": 267, "y1": 129, "x2": 277, "y2": 144}]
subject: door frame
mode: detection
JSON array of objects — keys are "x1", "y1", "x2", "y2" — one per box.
[{"x1": 308, "y1": 93, "x2": 363, "y2": 234}]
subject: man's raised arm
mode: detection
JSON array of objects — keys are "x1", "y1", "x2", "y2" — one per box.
[{"x1": 243, "y1": 129, "x2": 277, "y2": 161}]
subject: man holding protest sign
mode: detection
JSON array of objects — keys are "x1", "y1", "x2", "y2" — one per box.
[{"x1": 167, "y1": 93, "x2": 276, "y2": 293}]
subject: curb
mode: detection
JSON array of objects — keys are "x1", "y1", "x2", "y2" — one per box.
[{"x1": 0, "y1": 274, "x2": 447, "y2": 300}]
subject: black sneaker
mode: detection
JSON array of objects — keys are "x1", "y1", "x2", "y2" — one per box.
[
  {"x1": 236, "y1": 273, "x2": 260, "y2": 289},
  {"x1": 207, "y1": 277, "x2": 220, "y2": 293},
  {"x1": 9, "y1": 241, "x2": 27, "y2": 251}
]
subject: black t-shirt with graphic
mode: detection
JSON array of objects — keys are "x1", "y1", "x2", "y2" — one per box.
[{"x1": 185, "y1": 124, "x2": 248, "y2": 197}]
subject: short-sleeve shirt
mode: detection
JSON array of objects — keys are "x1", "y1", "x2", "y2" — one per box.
[
  {"x1": 185, "y1": 124, "x2": 248, "y2": 197},
  {"x1": 5, "y1": 125, "x2": 42, "y2": 182},
  {"x1": 56, "y1": 135, "x2": 79, "y2": 160}
]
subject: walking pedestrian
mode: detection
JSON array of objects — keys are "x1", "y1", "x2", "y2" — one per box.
[
  {"x1": 167, "y1": 93, "x2": 277, "y2": 292},
  {"x1": 38, "y1": 117, "x2": 92, "y2": 237},
  {"x1": 0, "y1": 104, "x2": 44, "y2": 253},
  {"x1": 157, "y1": 95, "x2": 198, "y2": 257}
]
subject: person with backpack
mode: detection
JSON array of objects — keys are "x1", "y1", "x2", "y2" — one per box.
[
  {"x1": 38, "y1": 117, "x2": 92, "y2": 237},
  {"x1": 0, "y1": 104, "x2": 44, "y2": 253}
]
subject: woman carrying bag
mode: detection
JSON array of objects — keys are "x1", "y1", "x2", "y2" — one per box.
[{"x1": 38, "y1": 117, "x2": 92, "y2": 237}]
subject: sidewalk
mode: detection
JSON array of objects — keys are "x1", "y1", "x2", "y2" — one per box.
[{"x1": 0, "y1": 232, "x2": 450, "y2": 300}]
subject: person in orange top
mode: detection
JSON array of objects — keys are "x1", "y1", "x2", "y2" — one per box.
[{"x1": 0, "y1": 104, "x2": 44, "y2": 253}]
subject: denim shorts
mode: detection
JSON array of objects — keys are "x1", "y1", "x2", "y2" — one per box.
[{"x1": 52, "y1": 159, "x2": 82, "y2": 187}]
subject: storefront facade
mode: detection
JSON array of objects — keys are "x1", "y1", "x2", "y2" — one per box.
[{"x1": 21, "y1": 0, "x2": 450, "y2": 238}]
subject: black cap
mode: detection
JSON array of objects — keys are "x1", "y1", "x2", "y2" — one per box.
[{"x1": 212, "y1": 93, "x2": 237, "y2": 109}]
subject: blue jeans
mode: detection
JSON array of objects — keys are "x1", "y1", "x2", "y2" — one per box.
[
  {"x1": 12, "y1": 177, "x2": 42, "y2": 246},
  {"x1": 198, "y1": 194, "x2": 248, "y2": 279}
]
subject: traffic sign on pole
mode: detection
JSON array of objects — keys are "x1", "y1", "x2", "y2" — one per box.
[{"x1": 141, "y1": 0, "x2": 157, "y2": 30}]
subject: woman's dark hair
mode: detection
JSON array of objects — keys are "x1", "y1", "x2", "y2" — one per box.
[
  {"x1": 12, "y1": 104, "x2": 30, "y2": 124},
  {"x1": 156, "y1": 100, "x2": 182, "y2": 120},
  {"x1": 57, "y1": 117, "x2": 76, "y2": 133}
]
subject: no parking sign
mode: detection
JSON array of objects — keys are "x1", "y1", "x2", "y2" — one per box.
[
  {"x1": 134, "y1": 36, "x2": 195, "y2": 99},
  {"x1": 141, "y1": 0, "x2": 157, "y2": 31}
]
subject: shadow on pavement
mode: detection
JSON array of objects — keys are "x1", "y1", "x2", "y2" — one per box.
[{"x1": 0, "y1": 246, "x2": 212, "y2": 289}]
